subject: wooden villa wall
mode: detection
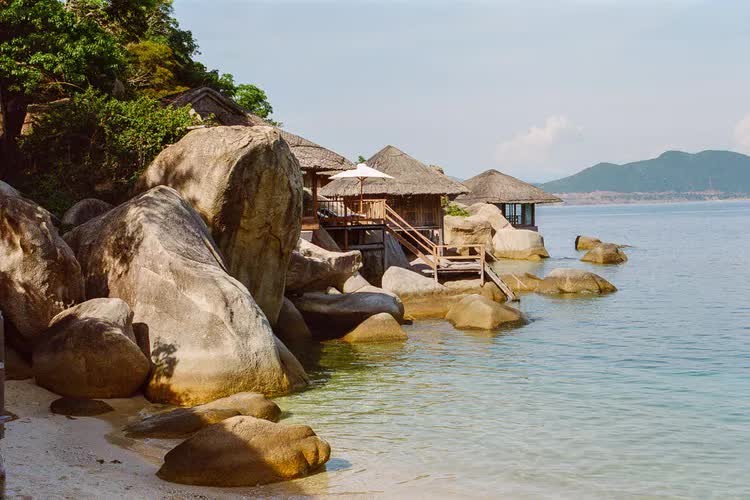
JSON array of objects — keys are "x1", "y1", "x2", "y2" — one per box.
[{"x1": 380, "y1": 194, "x2": 442, "y2": 229}]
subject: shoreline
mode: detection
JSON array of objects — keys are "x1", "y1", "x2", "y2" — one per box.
[{"x1": 546, "y1": 196, "x2": 750, "y2": 207}]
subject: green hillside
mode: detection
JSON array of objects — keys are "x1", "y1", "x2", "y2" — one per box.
[{"x1": 540, "y1": 150, "x2": 750, "y2": 194}]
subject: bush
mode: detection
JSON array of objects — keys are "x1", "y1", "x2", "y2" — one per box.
[
  {"x1": 18, "y1": 89, "x2": 199, "y2": 215},
  {"x1": 441, "y1": 197, "x2": 470, "y2": 217}
]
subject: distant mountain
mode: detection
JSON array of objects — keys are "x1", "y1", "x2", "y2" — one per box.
[{"x1": 540, "y1": 150, "x2": 750, "y2": 195}]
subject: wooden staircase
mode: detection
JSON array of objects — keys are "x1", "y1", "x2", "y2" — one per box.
[{"x1": 384, "y1": 205, "x2": 517, "y2": 301}]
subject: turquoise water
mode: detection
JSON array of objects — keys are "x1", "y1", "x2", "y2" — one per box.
[{"x1": 268, "y1": 201, "x2": 750, "y2": 498}]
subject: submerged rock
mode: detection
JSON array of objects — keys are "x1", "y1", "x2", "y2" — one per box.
[
  {"x1": 139, "y1": 126, "x2": 303, "y2": 326},
  {"x1": 33, "y1": 298, "x2": 150, "y2": 399},
  {"x1": 125, "y1": 392, "x2": 280, "y2": 439},
  {"x1": 492, "y1": 228, "x2": 549, "y2": 261},
  {"x1": 446, "y1": 294, "x2": 526, "y2": 330},
  {"x1": 157, "y1": 416, "x2": 331, "y2": 486},
  {"x1": 292, "y1": 290, "x2": 404, "y2": 339},
  {"x1": 61, "y1": 198, "x2": 113, "y2": 228},
  {"x1": 536, "y1": 268, "x2": 617, "y2": 295},
  {"x1": 65, "y1": 186, "x2": 308, "y2": 405},
  {"x1": 50, "y1": 397, "x2": 114, "y2": 416},
  {"x1": 580, "y1": 243, "x2": 628, "y2": 264},
  {"x1": 285, "y1": 239, "x2": 362, "y2": 293},
  {"x1": 575, "y1": 235, "x2": 602, "y2": 251},
  {"x1": 0, "y1": 192, "x2": 84, "y2": 350},
  {"x1": 341, "y1": 313, "x2": 408, "y2": 343},
  {"x1": 275, "y1": 297, "x2": 313, "y2": 345}
]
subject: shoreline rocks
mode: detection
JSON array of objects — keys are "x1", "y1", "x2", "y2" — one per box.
[
  {"x1": 65, "y1": 186, "x2": 308, "y2": 405},
  {"x1": 536, "y1": 268, "x2": 617, "y2": 295},
  {"x1": 446, "y1": 294, "x2": 527, "y2": 330},
  {"x1": 156, "y1": 416, "x2": 331, "y2": 486},
  {"x1": 574, "y1": 235, "x2": 602, "y2": 251},
  {"x1": 580, "y1": 243, "x2": 628, "y2": 264},
  {"x1": 492, "y1": 228, "x2": 549, "y2": 261},
  {"x1": 61, "y1": 198, "x2": 113, "y2": 228},
  {"x1": 341, "y1": 313, "x2": 408, "y2": 343},
  {"x1": 286, "y1": 239, "x2": 362, "y2": 293}
]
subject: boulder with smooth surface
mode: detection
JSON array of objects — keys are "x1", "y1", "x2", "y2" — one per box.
[
  {"x1": 32, "y1": 298, "x2": 150, "y2": 399},
  {"x1": 157, "y1": 416, "x2": 331, "y2": 486},
  {"x1": 444, "y1": 215, "x2": 492, "y2": 254},
  {"x1": 292, "y1": 290, "x2": 404, "y2": 339},
  {"x1": 580, "y1": 243, "x2": 628, "y2": 264},
  {"x1": 139, "y1": 126, "x2": 303, "y2": 325},
  {"x1": 466, "y1": 203, "x2": 512, "y2": 233},
  {"x1": 61, "y1": 198, "x2": 113, "y2": 227},
  {"x1": 275, "y1": 297, "x2": 312, "y2": 345},
  {"x1": 341, "y1": 312, "x2": 408, "y2": 343},
  {"x1": 575, "y1": 235, "x2": 602, "y2": 251},
  {"x1": 285, "y1": 239, "x2": 362, "y2": 293},
  {"x1": 65, "y1": 186, "x2": 308, "y2": 405},
  {"x1": 125, "y1": 392, "x2": 280, "y2": 438},
  {"x1": 500, "y1": 272, "x2": 543, "y2": 293},
  {"x1": 446, "y1": 294, "x2": 526, "y2": 330},
  {"x1": 536, "y1": 268, "x2": 617, "y2": 295},
  {"x1": 0, "y1": 193, "x2": 84, "y2": 349},
  {"x1": 492, "y1": 228, "x2": 549, "y2": 261}
]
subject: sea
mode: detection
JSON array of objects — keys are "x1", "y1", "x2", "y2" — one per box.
[{"x1": 265, "y1": 200, "x2": 750, "y2": 498}]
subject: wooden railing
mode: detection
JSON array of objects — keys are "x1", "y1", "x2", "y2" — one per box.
[{"x1": 318, "y1": 198, "x2": 386, "y2": 226}]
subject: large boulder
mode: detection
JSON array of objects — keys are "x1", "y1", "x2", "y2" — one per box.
[
  {"x1": 446, "y1": 294, "x2": 526, "y2": 330},
  {"x1": 65, "y1": 186, "x2": 308, "y2": 405},
  {"x1": 341, "y1": 272, "x2": 371, "y2": 293},
  {"x1": 125, "y1": 392, "x2": 280, "y2": 439},
  {"x1": 492, "y1": 228, "x2": 549, "y2": 261},
  {"x1": 311, "y1": 227, "x2": 340, "y2": 251},
  {"x1": 0, "y1": 180, "x2": 20, "y2": 198},
  {"x1": 292, "y1": 289, "x2": 404, "y2": 339},
  {"x1": 285, "y1": 239, "x2": 362, "y2": 293},
  {"x1": 60, "y1": 198, "x2": 112, "y2": 228},
  {"x1": 384, "y1": 233, "x2": 411, "y2": 269},
  {"x1": 157, "y1": 416, "x2": 330, "y2": 486},
  {"x1": 580, "y1": 243, "x2": 628, "y2": 264},
  {"x1": 500, "y1": 272, "x2": 543, "y2": 293},
  {"x1": 466, "y1": 203, "x2": 512, "y2": 233},
  {"x1": 381, "y1": 266, "x2": 507, "y2": 319},
  {"x1": 0, "y1": 192, "x2": 84, "y2": 349},
  {"x1": 139, "y1": 126, "x2": 303, "y2": 326},
  {"x1": 341, "y1": 312, "x2": 408, "y2": 343},
  {"x1": 32, "y1": 298, "x2": 150, "y2": 399},
  {"x1": 444, "y1": 215, "x2": 492, "y2": 255},
  {"x1": 536, "y1": 268, "x2": 617, "y2": 295},
  {"x1": 575, "y1": 235, "x2": 602, "y2": 251},
  {"x1": 275, "y1": 297, "x2": 312, "y2": 345}
]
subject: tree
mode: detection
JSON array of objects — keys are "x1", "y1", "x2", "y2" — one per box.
[
  {"x1": 0, "y1": 0, "x2": 124, "y2": 179},
  {"x1": 234, "y1": 84, "x2": 274, "y2": 119},
  {"x1": 357, "y1": 155, "x2": 367, "y2": 164}
]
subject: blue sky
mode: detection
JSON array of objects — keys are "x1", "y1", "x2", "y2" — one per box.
[{"x1": 174, "y1": 0, "x2": 750, "y2": 182}]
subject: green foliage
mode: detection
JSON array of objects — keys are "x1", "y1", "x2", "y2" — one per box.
[
  {"x1": 0, "y1": 0, "x2": 125, "y2": 99},
  {"x1": 357, "y1": 155, "x2": 367, "y2": 164},
  {"x1": 125, "y1": 40, "x2": 187, "y2": 97},
  {"x1": 441, "y1": 197, "x2": 469, "y2": 217},
  {"x1": 233, "y1": 84, "x2": 273, "y2": 118},
  {"x1": 18, "y1": 89, "x2": 199, "y2": 215}
]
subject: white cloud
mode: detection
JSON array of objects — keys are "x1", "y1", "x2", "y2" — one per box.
[
  {"x1": 733, "y1": 114, "x2": 750, "y2": 154},
  {"x1": 494, "y1": 115, "x2": 584, "y2": 178}
]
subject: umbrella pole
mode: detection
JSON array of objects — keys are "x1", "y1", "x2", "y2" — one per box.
[{"x1": 359, "y1": 177, "x2": 364, "y2": 213}]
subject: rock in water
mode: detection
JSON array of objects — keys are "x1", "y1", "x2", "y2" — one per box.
[
  {"x1": 292, "y1": 290, "x2": 404, "y2": 339},
  {"x1": 575, "y1": 235, "x2": 602, "y2": 251},
  {"x1": 139, "y1": 126, "x2": 302, "y2": 326},
  {"x1": 157, "y1": 416, "x2": 331, "y2": 486},
  {"x1": 466, "y1": 203, "x2": 512, "y2": 233},
  {"x1": 580, "y1": 243, "x2": 628, "y2": 264},
  {"x1": 536, "y1": 268, "x2": 617, "y2": 295},
  {"x1": 33, "y1": 298, "x2": 150, "y2": 399},
  {"x1": 275, "y1": 297, "x2": 313, "y2": 345},
  {"x1": 444, "y1": 215, "x2": 493, "y2": 255},
  {"x1": 0, "y1": 192, "x2": 84, "y2": 349},
  {"x1": 65, "y1": 186, "x2": 308, "y2": 405},
  {"x1": 50, "y1": 397, "x2": 114, "y2": 416},
  {"x1": 61, "y1": 198, "x2": 113, "y2": 228},
  {"x1": 341, "y1": 313, "x2": 408, "y2": 343},
  {"x1": 500, "y1": 272, "x2": 543, "y2": 293},
  {"x1": 285, "y1": 239, "x2": 362, "y2": 293},
  {"x1": 492, "y1": 228, "x2": 550, "y2": 261},
  {"x1": 445, "y1": 294, "x2": 526, "y2": 330},
  {"x1": 125, "y1": 392, "x2": 280, "y2": 439}
]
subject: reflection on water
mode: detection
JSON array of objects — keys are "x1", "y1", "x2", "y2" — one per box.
[{"x1": 267, "y1": 201, "x2": 750, "y2": 498}]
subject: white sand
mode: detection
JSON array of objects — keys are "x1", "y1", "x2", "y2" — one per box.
[{"x1": 2, "y1": 380, "x2": 324, "y2": 498}]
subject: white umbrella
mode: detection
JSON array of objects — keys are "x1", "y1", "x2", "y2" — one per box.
[{"x1": 330, "y1": 163, "x2": 394, "y2": 212}]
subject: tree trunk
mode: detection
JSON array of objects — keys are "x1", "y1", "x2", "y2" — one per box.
[{"x1": 0, "y1": 87, "x2": 28, "y2": 183}]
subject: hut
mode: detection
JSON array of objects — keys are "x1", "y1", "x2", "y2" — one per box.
[
  {"x1": 456, "y1": 169, "x2": 561, "y2": 230},
  {"x1": 162, "y1": 87, "x2": 354, "y2": 229},
  {"x1": 320, "y1": 145, "x2": 469, "y2": 241}
]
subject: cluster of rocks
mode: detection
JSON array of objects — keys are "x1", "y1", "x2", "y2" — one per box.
[
  {"x1": 445, "y1": 203, "x2": 549, "y2": 261},
  {"x1": 575, "y1": 235, "x2": 629, "y2": 264},
  {"x1": 0, "y1": 126, "x2": 343, "y2": 486},
  {"x1": 496, "y1": 268, "x2": 618, "y2": 296}
]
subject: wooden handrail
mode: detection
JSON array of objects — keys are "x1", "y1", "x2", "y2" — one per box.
[{"x1": 384, "y1": 205, "x2": 437, "y2": 250}]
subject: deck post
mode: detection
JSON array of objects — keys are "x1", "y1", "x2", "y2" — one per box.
[{"x1": 480, "y1": 247, "x2": 485, "y2": 286}]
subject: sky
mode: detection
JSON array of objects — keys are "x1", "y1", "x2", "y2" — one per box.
[{"x1": 174, "y1": 0, "x2": 750, "y2": 182}]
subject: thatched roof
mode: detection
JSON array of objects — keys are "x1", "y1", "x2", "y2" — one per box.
[
  {"x1": 456, "y1": 169, "x2": 562, "y2": 205},
  {"x1": 320, "y1": 145, "x2": 469, "y2": 197},
  {"x1": 279, "y1": 130, "x2": 354, "y2": 172}
]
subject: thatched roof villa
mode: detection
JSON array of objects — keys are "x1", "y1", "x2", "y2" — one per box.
[
  {"x1": 456, "y1": 169, "x2": 562, "y2": 230},
  {"x1": 163, "y1": 87, "x2": 354, "y2": 229},
  {"x1": 321, "y1": 145, "x2": 468, "y2": 241}
]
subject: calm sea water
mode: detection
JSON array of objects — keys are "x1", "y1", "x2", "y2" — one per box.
[{"x1": 266, "y1": 201, "x2": 750, "y2": 498}]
